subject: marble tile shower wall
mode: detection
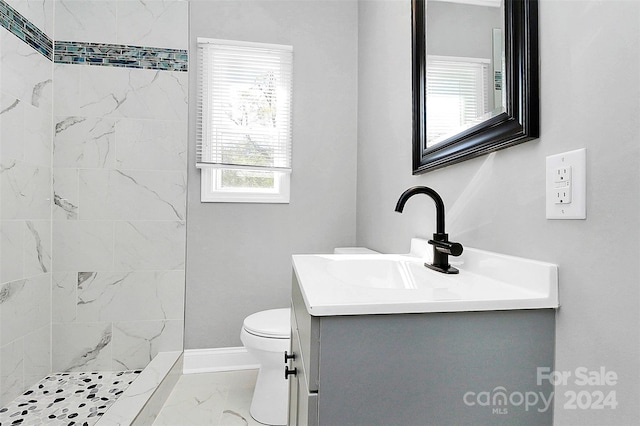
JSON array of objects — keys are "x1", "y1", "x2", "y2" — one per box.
[
  {"x1": 50, "y1": 0, "x2": 188, "y2": 373},
  {"x1": 0, "y1": 0, "x2": 54, "y2": 406},
  {"x1": 0, "y1": 0, "x2": 188, "y2": 406}
]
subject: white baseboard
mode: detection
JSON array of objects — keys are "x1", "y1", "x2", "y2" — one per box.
[{"x1": 183, "y1": 347, "x2": 260, "y2": 374}]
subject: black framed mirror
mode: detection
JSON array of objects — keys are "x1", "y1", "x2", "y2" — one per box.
[{"x1": 412, "y1": 0, "x2": 539, "y2": 174}]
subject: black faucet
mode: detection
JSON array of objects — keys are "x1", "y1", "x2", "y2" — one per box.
[{"x1": 395, "y1": 186, "x2": 463, "y2": 274}]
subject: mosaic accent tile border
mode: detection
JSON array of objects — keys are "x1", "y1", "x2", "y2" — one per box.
[
  {"x1": 54, "y1": 41, "x2": 188, "y2": 72},
  {"x1": 0, "y1": 0, "x2": 53, "y2": 59},
  {"x1": 0, "y1": 0, "x2": 188, "y2": 71}
]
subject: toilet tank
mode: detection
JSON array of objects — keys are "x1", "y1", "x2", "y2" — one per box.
[{"x1": 333, "y1": 247, "x2": 379, "y2": 254}]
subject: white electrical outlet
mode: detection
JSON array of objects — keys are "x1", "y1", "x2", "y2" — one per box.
[
  {"x1": 546, "y1": 149, "x2": 586, "y2": 219},
  {"x1": 554, "y1": 166, "x2": 571, "y2": 184},
  {"x1": 554, "y1": 183, "x2": 572, "y2": 204}
]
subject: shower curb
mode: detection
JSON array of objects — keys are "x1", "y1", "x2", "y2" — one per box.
[{"x1": 96, "y1": 351, "x2": 183, "y2": 426}]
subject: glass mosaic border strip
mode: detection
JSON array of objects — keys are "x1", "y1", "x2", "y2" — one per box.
[
  {"x1": 54, "y1": 41, "x2": 188, "y2": 72},
  {"x1": 0, "y1": 0, "x2": 188, "y2": 71},
  {"x1": 0, "y1": 0, "x2": 53, "y2": 59}
]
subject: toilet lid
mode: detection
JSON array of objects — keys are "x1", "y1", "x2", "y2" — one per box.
[{"x1": 243, "y1": 308, "x2": 291, "y2": 338}]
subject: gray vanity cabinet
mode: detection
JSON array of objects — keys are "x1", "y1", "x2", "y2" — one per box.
[{"x1": 287, "y1": 273, "x2": 556, "y2": 426}]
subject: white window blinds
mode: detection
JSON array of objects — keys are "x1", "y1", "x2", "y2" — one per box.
[
  {"x1": 197, "y1": 38, "x2": 293, "y2": 172},
  {"x1": 426, "y1": 56, "x2": 489, "y2": 147}
]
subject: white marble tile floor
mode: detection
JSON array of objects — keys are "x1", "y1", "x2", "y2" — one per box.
[{"x1": 153, "y1": 370, "x2": 263, "y2": 426}]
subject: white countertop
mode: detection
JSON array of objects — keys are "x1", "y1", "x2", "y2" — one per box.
[{"x1": 292, "y1": 239, "x2": 559, "y2": 316}]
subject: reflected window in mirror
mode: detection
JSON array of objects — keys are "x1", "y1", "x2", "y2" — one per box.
[{"x1": 426, "y1": 56, "x2": 490, "y2": 147}]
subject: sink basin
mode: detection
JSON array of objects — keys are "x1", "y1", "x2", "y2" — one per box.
[
  {"x1": 326, "y1": 258, "x2": 454, "y2": 290},
  {"x1": 325, "y1": 257, "x2": 463, "y2": 301},
  {"x1": 292, "y1": 238, "x2": 559, "y2": 316}
]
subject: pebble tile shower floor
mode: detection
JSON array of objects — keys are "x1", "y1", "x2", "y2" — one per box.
[{"x1": 0, "y1": 370, "x2": 140, "y2": 425}]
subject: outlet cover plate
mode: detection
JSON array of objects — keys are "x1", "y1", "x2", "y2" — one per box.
[{"x1": 546, "y1": 148, "x2": 586, "y2": 219}]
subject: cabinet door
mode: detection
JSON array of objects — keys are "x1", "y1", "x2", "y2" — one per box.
[
  {"x1": 293, "y1": 374, "x2": 318, "y2": 426},
  {"x1": 289, "y1": 307, "x2": 318, "y2": 426}
]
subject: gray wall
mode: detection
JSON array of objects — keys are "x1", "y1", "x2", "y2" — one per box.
[
  {"x1": 357, "y1": 0, "x2": 639, "y2": 425},
  {"x1": 186, "y1": 0, "x2": 359, "y2": 348}
]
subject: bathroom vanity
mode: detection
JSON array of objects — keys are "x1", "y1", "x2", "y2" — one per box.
[{"x1": 286, "y1": 240, "x2": 558, "y2": 426}]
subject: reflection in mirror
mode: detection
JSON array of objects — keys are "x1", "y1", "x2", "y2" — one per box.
[
  {"x1": 412, "y1": 0, "x2": 539, "y2": 174},
  {"x1": 426, "y1": 0, "x2": 504, "y2": 148}
]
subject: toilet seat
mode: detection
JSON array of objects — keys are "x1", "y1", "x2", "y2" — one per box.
[{"x1": 242, "y1": 308, "x2": 290, "y2": 339}]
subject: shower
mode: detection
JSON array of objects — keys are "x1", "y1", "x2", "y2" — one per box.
[{"x1": 0, "y1": 0, "x2": 188, "y2": 422}]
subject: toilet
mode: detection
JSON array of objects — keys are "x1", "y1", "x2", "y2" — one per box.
[
  {"x1": 241, "y1": 247, "x2": 378, "y2": 425},
  {"x1": 241, "y1": 308, "x2": 291, "y2": 425}
]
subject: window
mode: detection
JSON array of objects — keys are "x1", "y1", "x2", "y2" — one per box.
[
  {"x1": 426, "y1": 56, "x2": 490, "y2": 147},
  {"x1": 197, "y1": 38, "x2": 293, "y2": 203}
]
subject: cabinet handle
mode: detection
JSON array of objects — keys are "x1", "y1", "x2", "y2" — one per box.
[
  {"x1": 285, "y1": 366, "x2": 298, "y2": 379},
  {"x1": 284, "y1": 351, "x2": 296, "y2": 362}
]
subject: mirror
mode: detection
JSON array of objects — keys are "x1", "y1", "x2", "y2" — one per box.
[{"x1": 412, "y1": 0, "x2": 539, "y2": 174}]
